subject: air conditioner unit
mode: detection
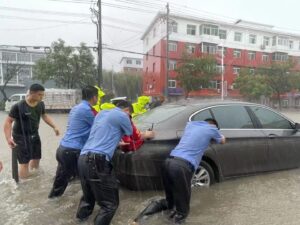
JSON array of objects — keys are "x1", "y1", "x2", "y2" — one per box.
[{"x1": 260, "y1": 44, "x2": 266, "y2": 50}]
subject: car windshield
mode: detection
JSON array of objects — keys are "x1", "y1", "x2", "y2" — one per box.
[{"x1": 134, "y1": 105, "x2": 186, "y2": 124}]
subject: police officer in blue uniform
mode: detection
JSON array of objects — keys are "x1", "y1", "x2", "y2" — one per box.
[
  {"x1": 164, "y1": 118, "x2": 226, "y2": 224},
  {"x1": 48, "y1": 86, "x2": 98, "y2": 198},
  {"x1": 76, "y1": 100, "x2": 133, "y2": 225}
]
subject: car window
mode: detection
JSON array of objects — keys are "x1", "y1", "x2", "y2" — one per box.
[
  {"x1": 134, "y1": 105, "x2": 186, "y2": 124},
  {"x1": 249, "y1": 106, "x2": 293, "y2": 129},
  {"x1": 191, "y1": 109, "x2": 212, "y2": 121},
  {"x1": 211, "y1": 105, "x2": 254, "y2": 129}
]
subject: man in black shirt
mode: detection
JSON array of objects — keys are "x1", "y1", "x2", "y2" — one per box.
[{"x1": 3, "y1": 84, "x2": 60, "y2": 179}]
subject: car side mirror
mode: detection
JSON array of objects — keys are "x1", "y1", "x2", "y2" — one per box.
[{"x1": 293, "y1": 123, "x2": 300, "y2": 132}]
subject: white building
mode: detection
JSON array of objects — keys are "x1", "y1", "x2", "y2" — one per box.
[
  {"x1": 120, "y1": 57, "x2": 143, "y2": 73},
  {"x1": 0, "y1": 46, "x2": 46, "y2": 86}
]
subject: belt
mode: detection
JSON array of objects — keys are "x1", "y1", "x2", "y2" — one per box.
[
  {"x1": 168, "y1": 156, "x2": 195, "y2": 172},
  {"x1": 83, "y1": 152, "x2": 110, "y2": 162}
]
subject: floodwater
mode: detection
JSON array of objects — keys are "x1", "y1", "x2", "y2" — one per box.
[{"x1": 1, "y1": 111, "x2": 300, "y2": 225}]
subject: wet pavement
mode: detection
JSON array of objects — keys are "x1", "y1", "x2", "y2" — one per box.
[{"x1": 1, "y1": 111, "x2": 300, "y2": 225}]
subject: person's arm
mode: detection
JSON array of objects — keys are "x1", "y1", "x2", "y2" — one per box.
[
  {"x1": 219, "y1": 135, "x2": 226, "y2": 144},
  {"x1": 4, "y1": 116, "x2": 17, "y2": 148},
  {"x1": 42, "y1": 114, "x2": 60, "y2": 136}
]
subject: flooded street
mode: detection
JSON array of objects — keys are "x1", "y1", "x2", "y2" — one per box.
[{"x1": 1, "y1": 111, "x2": 300, "y2": 225}]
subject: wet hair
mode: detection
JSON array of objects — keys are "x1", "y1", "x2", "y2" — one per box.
[
  {"x1": 205, "y1": 118, "x2": 219, "y2": 129},
  {"x1": 82, "y1": 86, "x2": 98, "y2": 100},
  {"x1": 116, "y1": 100, "x2": 133, "y2": 113},
  {"x1": 29, "y1": 83, "x2": 45, "y2": 92}
]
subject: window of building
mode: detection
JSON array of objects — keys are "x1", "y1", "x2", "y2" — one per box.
[
  {"x1": 169, "y1": 21, "x2": 178, "y2": 33},
  {"x1": 18, "y1": 66, "x2": 32, "y2": 83},
  {"x1": 186, "y1": 44, "x2": 196, "y2": 54},
  {"x1": 201, "y1": 24, "x2": 219, "y2": 36},
  {"x1": 187, "y1": 24, "x2": 196, "y2": 35},
  {"x1": 217, "y1": 46, "x2": 227, "y2": 57},
  {"x1": 168, "y1": 79, "x2": 176, "y2": 88},
  {"x1": 202, "y1": 43, "x2": 217, "y2": 54},
  {"x1": 263, "y1": 36, "x2": 270, "y2": 46},
  {"x1": 234, "y1": 32, "x2": 242, "y2": 42},
  {"x1": 233, "y1": 67, "x2": 240, "y2": 75},
  {"x1": 168, "y1": 60, "x2": 177, "y2": 70},
  {"x1": 168, "y1": 41, "x2": 178, "y2": 52},
  {"x1": 153, "y1": 46, "x2": 156, "y2": 55},
  {"x1": 126, "y1": 59, "x2": 132, "y2": 64},
  {"x1": 233, "y1": 49, "x2": 242, "y2": 58},
  {"x1": 2, "y1": 51, "x2": 17, "y2": 61},
  {"x1": 289, "y1": 40, "x2": 294, "y2": 49},
  {"x1": 272, "y1": 52, "x2": 289, "y2": 61},
  {"x1": 248, "y1": 51, "x2": 256, "y2": 60},
  {"x1": 249, "y1": 34, "x2": 257, "y2": 44},
  {"x1": 153, "y1": 28, "x2": 156, "y2": 38},
  {"x1": 136, "y1": 60, "x2": 141, "y2": 65},
  {"x1": 219, "y1": 29, "x2": 227, "y2": 39},
  {"x1": 146, "y1": 67, "x2": 148, "y2": 74},
  {"x1": 209, "y1": 80, "x2": 221, "y2": 89},
  {"x1": 262, "y1": 53, "x2": 269, "y2": 62},
  {"x1": 31, "y1": 54, "x2": 44, "y2": 62},
  {"x1": 152, "y1": 62, "x2": 155, "y2": 72},
  {"x1": 216, "y1": 65, "x2": 224, "y2": 74},
  {"x1": 249, "y1": 68, "x2": 255, "y2": 75},
  {"x1": 17, "y1": 53, "x2": 31, "y2": 62},
  {"x1": 278, "y1": 37, "x2": 289, "y2": 46}
]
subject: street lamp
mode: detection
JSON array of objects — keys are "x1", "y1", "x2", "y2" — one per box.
[{"x1": 220, "y1": 19, "x2": 242, "y2": 100}]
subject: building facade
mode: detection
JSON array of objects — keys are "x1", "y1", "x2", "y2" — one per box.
[
  {"x1": 120, "y1": 57, "x2": 143, "y2": 73},
  {"x1": 0, "y1": 46, "x2": 48, "y2": 100},
  {"x1": 141, "y1": 13, "x2": 300, "y2": 99}
]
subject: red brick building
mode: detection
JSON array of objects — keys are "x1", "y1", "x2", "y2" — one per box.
[{"x1": 141, "y1": 13, "x2": 300, "y2": 99}]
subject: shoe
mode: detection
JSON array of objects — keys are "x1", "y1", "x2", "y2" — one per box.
[
  {"x1": 168, "y1": 210, "x2": 176, "y2": 219},
  {"x1": 173, "y1": 213, "x2": 186, "y2": 224}
]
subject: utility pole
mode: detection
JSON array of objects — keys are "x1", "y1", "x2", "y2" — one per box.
[
  {"x1": 164, "y1": 3, "x2": 170, "y2": 100},
  {"x1": 97, "y1": 0, "x2": 103, "y2": 86},
  {"x1": 221, "y1": 43, "x2": 224, "y2": 100}
]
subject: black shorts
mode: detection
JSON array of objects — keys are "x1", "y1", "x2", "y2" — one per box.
[{"x1": 13, "y1": 134, "x2": 42, "y2": 164}]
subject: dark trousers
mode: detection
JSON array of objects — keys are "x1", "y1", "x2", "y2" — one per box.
[
  {"x1": 162, "y1": 157, "x2": 194, "y2": 217},
  {"x1": 48, "y1": 146, "x2": 80, "y2": 198},
  {"x1": 76, "y1": 153, "x2": 119, "y2": 225}
]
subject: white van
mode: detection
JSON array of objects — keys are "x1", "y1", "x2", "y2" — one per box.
[{"x1": 5, "y1": 93, "x2": 26, "y2": 112}]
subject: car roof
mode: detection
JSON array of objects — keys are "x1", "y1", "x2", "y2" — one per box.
[{"x1": 163, "y1": 99, "x2": 262, "y2": 109}]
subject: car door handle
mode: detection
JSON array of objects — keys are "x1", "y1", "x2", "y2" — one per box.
[{"x1": 268, "y1": 134, "x2": 277, "y2": 139}]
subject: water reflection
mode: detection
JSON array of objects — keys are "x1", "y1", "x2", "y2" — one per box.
[{"x1": 1, "y1": 112, "x2": 300, "y2": 225}]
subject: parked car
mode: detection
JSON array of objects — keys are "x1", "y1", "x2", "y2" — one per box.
[
  {"x1": 113, "y1": 101, "x2": 300, "y2": 191},
  {"x1": 5, "y1": 93, "x2": 26, "y2": 112}
]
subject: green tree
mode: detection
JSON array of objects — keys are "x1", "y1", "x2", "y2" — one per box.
[
  {"x1": 0, "y1": 61, "x2": 23, "y2": 101},
  {"x1": 176, "y1": 55, "x2": 218, "y2": 98},
  {"x1": 259, "y1": 61, "x2": 296, "y2": 109},
  {"x1": 234, "y1": 68, "x2": 272, "y2": 101},
  {"x1": 103, "y1": 71, "x2": 142, "y2": 102},
  {"x1": 33, "y1": 39, "x2": 97, "y2": 88}
]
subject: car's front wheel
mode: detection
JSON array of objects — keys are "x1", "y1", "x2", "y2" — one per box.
[{"x1": 191, "y1": 161, "x2": 215, "y2": 188}]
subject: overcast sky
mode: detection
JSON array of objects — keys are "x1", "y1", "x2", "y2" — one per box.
[{"x1": 1, "y1": 0, "x2": 300, "y2": 71}]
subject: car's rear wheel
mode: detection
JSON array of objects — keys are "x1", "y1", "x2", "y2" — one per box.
[{"x1": 191, "y1": 161, "x2": 215, "y2": 188}]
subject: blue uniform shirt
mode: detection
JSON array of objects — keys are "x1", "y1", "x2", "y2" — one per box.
[
  {"x1": 81, "y1": 107, "x2": 132, "y2": 161},
  {"x1": 60, "y1": 100, "x2": 95, "y2": 150},
  {"x1": 170, "y1": 121, "x2": 223, "y2": 170}
]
